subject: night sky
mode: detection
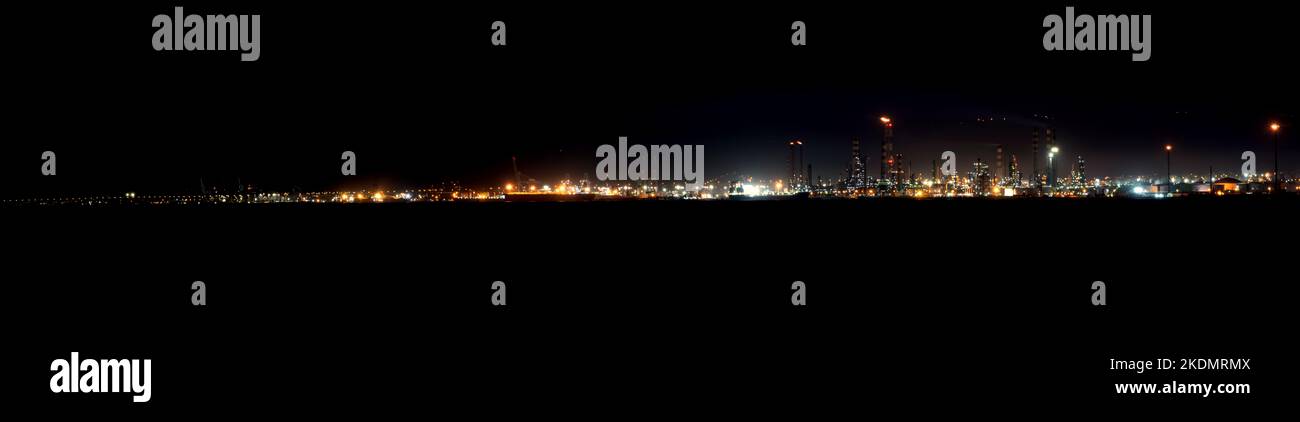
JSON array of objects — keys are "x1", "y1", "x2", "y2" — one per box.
[{"x1": 3, "y1": 2, "x2": 1295, "y2": 196}]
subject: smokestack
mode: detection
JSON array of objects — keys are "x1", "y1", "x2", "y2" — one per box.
[
  {"x1": 1031, "y1": 128, "x2": 1039, "y2": 187},
  {"x1": 799, "y1": 142, "x2": 805, "y2": 187},
  {"x1": 995, "y1": 144, "x2": 1004, "y2": 181}
]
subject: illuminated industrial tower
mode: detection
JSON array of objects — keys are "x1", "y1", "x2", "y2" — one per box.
[
  {"x1": 787, "y1": 139, "x2": 805, "y2": 191},
  {"x1": 1075, "y1": 155, "x2": 1086, "y2": 186},
  {"x1": 1008, "y1": 154, "x2": 1021, "y2": 186},
  {"x1": 972, "y1": 158, "x2": 991, "y2": 195},
  {"x1": 848, "y1": 137, "x2": 866, "y2": 189},
  {"x1": 880, "y1": 116, "x2": 896, "y2": 194}
]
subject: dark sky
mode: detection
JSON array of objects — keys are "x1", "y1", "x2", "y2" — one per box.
[{"x1": 4, "y1": 2, "x2": 1296, "y2": 196}]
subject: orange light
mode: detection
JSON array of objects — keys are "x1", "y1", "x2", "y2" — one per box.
[
  {"x1": 880, "y1": 116, "x2": 891, "y2": 124},
  {"x1": 1165, "y1": 145, "x2": 1172, "y2": 151},
  {"x1": 1270, "y1": 123, "x2": 1281, "y2": 132}
]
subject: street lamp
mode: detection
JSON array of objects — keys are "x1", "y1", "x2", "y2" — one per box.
[{"x1": 1271, "y1": 122, "x2": 1281, "y2": 194}]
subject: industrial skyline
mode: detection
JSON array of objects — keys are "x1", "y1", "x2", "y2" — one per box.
[{"x1": 5, "y1": 117, "x2": 1293, "y2": 205}]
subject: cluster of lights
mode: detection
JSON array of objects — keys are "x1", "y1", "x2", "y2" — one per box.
[{"x1": 9, "y1": 122, "x2": 1289, "y2": 206}]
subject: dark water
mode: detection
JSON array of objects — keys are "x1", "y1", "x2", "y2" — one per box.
[{"x1": 5, "y1": 197, "x2": 1294, "y2": 416}]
